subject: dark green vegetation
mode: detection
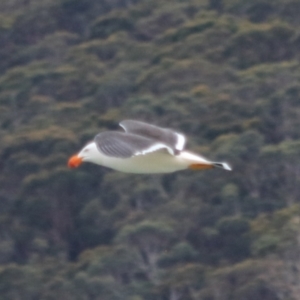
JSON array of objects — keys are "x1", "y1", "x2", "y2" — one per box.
[{"x1": 1, "y1": 0, "x2": 300, "y2": 299}]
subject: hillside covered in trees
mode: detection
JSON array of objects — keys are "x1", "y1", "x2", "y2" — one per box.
[{"x1": 1, "y1": 0, "x2": 300, "y2": 299}]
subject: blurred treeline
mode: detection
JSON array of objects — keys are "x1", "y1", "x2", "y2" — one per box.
[{"x1": 0, "y1": 0, "x2": 300, "y2": 299}]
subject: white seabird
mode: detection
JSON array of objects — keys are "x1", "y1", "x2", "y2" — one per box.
[{"x1": 68, "y1": 120, "x2": 232, "y2": 173}]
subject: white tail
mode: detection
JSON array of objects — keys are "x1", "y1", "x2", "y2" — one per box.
[{"x1": 213, "y1": 162, "x2": 232, "y2": 171}]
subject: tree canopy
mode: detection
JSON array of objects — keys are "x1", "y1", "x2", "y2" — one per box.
[{"x1": 0, "y1": 0, "x2": 300, "y2": 299}]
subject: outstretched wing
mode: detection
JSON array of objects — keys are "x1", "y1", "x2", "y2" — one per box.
[
  {"x1": 119, "y1": 120, "x2": 185, "y2": 154},
  {"x1": 94, "y1": 131, "x2": 173, "y2": 158}
]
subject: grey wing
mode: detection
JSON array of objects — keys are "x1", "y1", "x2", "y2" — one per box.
[
  {"x1": 94, "y1": 131, "x2": 173, "y2": 158},
  {"x1": 119, "y1": 120, "x2": 186, "y2": 153}
]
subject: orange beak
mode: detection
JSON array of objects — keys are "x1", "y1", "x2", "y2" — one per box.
[{"x1": 68, "y1": 155, "x2": 83, "y2": 168}]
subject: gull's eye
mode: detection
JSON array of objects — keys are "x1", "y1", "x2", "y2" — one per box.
[{"x1": 83, "y1": 149, "x2": 90, "y2": 153}]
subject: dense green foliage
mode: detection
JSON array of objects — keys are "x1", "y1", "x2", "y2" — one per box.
[{"x1": 1, "y1": 0, "x2": 300, "y2": 299}]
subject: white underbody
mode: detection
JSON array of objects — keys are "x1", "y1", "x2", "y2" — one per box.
[{"x1": 80, "y1": 142, "x2": 214, "y2": 174}]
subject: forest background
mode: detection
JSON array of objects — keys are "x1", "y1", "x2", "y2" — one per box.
[{"x1": 0, "y1": 0, "x2": 300, "y2": 299}]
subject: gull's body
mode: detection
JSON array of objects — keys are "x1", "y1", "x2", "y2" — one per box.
[{"x1": 68, "y1": 120, "x2": 231, "y2": 173}]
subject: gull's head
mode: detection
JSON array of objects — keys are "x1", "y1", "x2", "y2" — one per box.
[{"x1": 68, "y1": 142, "x2": 99, "y2": 168}]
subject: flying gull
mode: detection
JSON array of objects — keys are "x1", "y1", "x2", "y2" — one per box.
[{"x1": 68, "y1": 120, "x2": 232, "y2": 173}]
